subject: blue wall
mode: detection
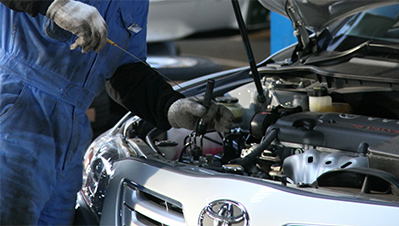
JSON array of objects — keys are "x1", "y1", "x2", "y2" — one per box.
[{"x1": 270, "y1": 12, "x2": 297, "y2": 54}]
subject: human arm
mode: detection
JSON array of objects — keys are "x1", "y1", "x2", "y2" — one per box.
[
  {"x1": 106, "y1": 62, "x2": 184, "y2": 131},
  {"x1": 106, "y1": 63, "x2": 233, "y2": 132}
]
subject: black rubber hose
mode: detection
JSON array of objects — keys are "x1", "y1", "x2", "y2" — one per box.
[{"x1": 230, "y1": 128, "x2": 278, "y2": 170}]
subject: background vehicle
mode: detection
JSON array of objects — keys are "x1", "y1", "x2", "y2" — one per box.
[
  {"x1": 146, "y1": 0, "x2": 268, "y2": 77},
  {"x1": 147, "y1": 0, "x2": 268, "y2": 43},
  {"x1": 76, "y1": 1, "x2": 399, "y2": 225}
]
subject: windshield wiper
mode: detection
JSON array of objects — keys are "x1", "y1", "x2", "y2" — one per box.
[
  {"x1": 304, "y1": 40, "x2": 399, "y2": 65},
  {"x1": 368, "y1": 42, "x2": 399, "y2": 53},
  {"x1": 304, "y1": 41, "x2": 371, "y2": 65}
]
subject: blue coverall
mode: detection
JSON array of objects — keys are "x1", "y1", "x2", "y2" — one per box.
[{"x1": 0, "y1": 0, "x2": 153, "y2": 224}]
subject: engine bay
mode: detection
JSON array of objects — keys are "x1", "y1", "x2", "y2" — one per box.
[
  {"x1": 146, "y1": 74, "x2": 399, "y2": 200},
  {"x1": 81, "y1": 72, "x2": 399, "y2": 220}
]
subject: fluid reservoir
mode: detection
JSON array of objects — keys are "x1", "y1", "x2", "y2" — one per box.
[
  {"x1": 308, "y1": 86, "x2": 333, "y2": 112},
  {"x1": 215, "y1": 96, "x2": 243, "y2": 126}
]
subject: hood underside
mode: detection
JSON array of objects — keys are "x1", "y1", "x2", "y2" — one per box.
[{"x1": 258, "y1": 0, "x2": 399, "y2": 32}]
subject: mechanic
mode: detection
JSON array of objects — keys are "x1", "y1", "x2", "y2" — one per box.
[{"x1": 0, "y1": 0, "x2": 233, "y2": 224}]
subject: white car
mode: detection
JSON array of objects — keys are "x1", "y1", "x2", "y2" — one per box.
[
  {"x1": 77, "y1": 1, "x2": 399, "y2": 225},
  {"x1": 147, "y1": 0, "x2": 268, "y2": 42}
]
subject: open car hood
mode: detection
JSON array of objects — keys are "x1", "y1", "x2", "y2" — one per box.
[{"x1": 258, "y1": 0, "x2": 398, "y2": 33}]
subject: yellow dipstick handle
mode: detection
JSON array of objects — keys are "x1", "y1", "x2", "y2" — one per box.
[{"x1": 107, "y1": 38, "x2": 118, "y2": 47}]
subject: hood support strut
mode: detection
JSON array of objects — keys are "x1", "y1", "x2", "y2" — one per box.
[{"x1": 231, "y1": 0, "x2": 266, "y2": 104}]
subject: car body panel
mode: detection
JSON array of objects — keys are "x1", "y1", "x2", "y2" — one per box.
[{"x1": 99, "y1": 157, "x2": 399, "y2": 226}]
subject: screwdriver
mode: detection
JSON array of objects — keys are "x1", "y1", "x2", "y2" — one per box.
[{"x1": 195, "y1": 79, "x2": 215, "y2": 136}]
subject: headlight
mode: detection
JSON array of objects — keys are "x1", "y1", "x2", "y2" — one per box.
[{"x1": 81, "y1": 132, "x2": 131, "y2": 215}]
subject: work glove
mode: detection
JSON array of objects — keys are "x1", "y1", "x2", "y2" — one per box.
[
  {"x1": 168, "y1": 97, "x2": 234, "y2": 133},
  {"x1": 46, "y1": 0, "x2": 107, "y2": 53}
]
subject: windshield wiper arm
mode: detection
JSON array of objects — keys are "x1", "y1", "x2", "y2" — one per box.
[
  {"x1": 304, "y1": 41, "x2": 371, "y2": 65},
  {"x1": 368, "y1": 42, "x2": 399, "y2": 52}
]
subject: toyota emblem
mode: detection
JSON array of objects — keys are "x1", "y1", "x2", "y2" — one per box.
[{"x1": 198, "y1": 200, "x2": 249, "y2": 226}]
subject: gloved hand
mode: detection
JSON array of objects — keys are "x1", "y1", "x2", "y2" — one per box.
[
  {"x1": 46, "y1": 0, "x2": 107, "y2": 53},
  {"x1": 168, "y1": 97, "x2": 234, "y2": 133}
]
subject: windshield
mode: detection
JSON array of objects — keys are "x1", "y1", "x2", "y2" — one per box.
[{"x1": 325, "y1": 4, "x2": 399, "y2": 51}]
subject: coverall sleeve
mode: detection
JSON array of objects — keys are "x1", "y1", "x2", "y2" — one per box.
[
  {"x1": 106, "y1": 62, "x2": 185, "y2": 131},
  {"x1": 0, "y1": 0, "x2": 53, "y2": 16}
]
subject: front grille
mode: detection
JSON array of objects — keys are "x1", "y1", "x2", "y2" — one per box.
[
  {"x1": 141, "y1": 191, "x2": 184, "y2": 216},
  {"x1": 120, "y1": 180, "x2": 185, "y2": 226}
]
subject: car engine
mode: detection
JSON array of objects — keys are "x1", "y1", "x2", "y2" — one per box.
[{"x1": 151, "y1": 75, "x2": 399, "y2": 196}]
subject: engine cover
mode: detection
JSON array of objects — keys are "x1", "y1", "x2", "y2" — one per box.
[{"x1": 268, "y1": 112, "x2": 399, "y2": 152}]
